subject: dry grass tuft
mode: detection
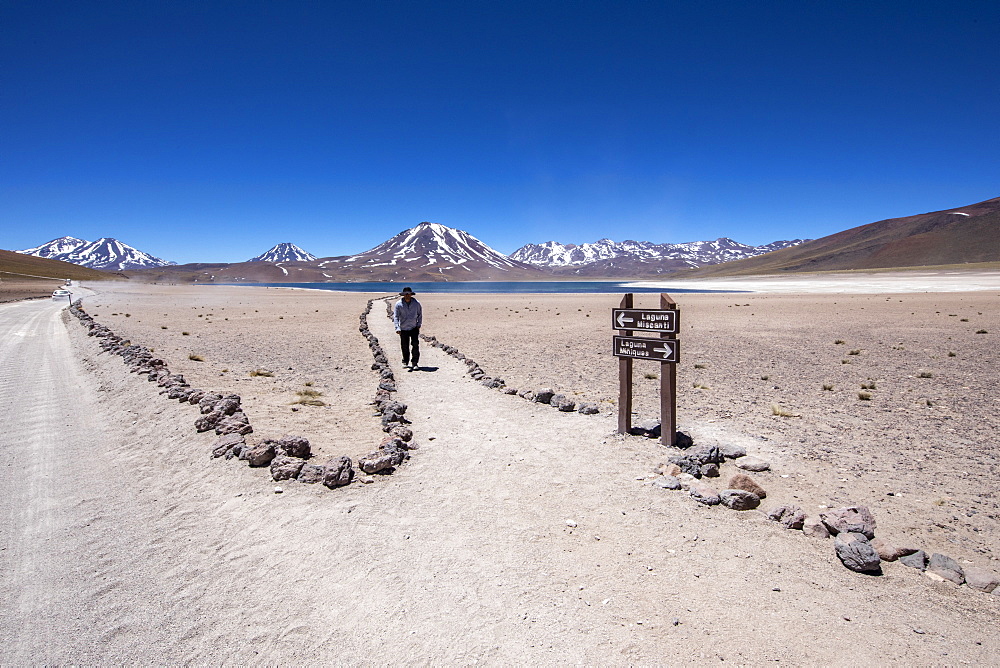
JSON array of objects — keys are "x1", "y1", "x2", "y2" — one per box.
[
  {"x1": 250, "y1": 369, "x2": 274, "y2": 377},
  {"x1": 292, "y1": 388, "x2": 326, "y2": 406},
  {"x1": 771, "y1": 404, "x2": 798, "y2": 417},
  {"x1": 918, "y1": 371, "x2": 933, "y2": 378},
  {"x1": 858, "y1": 391, "x2": 872, "y2": 400},
  {"x1": 188, "y1": 354, "x2": 204, "y2": 362}
]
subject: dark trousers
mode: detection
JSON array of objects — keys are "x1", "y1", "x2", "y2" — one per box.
[{"x1": 399, "y1": 328, "x2": 420, "y2": 365}]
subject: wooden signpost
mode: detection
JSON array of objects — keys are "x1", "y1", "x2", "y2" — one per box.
[{"x1": 614, "y1": 293, "x2": 679, "y2": 446}]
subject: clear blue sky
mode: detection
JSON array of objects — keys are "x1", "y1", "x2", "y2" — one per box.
[{"x1": 3, "y1": 1, "x2": 998, "y2": 263}]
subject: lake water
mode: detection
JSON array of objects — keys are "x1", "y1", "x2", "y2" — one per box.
[{"x1": 218, "y1": 281, "x2": 744, "y2": 294}]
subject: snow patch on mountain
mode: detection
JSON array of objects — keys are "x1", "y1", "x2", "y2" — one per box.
[
  {"x1": 510, "y1": 237, "x2": 809, "y2": 268},
  {"x1": 17, "y1": 237, "x2": 175, "y2": 270},
  {"x1": 249, "y1": 243, "x2": 317, "y2": 263}
]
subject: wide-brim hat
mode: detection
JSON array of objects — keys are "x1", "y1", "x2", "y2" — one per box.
[{"x1": 399, "y1": 287, "x2": 416, "y2": 295}]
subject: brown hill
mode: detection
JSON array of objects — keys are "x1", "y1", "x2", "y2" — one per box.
[
  {"x1": 0, "y1": 249, "x2": 121, "y2": 281},
  {"x1": 683, "y1": 196, "x2": 1000, "y2": 277},
  {"x1": 1, "y1": 248, "x2": 122, "y2": 302}
]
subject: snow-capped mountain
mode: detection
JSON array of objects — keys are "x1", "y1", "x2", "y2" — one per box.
[
  {"x1": 17, "y1": 237, "x2": 174, "y2": 270},
  {"x1": 318, "y1": 222, "x2": 541, "y2": 279},
  {"x1": 248, "y1": 243, "x2": 317, "y2": 263},
  {"x1": 18, "y1": 236, "x2": 89, "y2": 258},
  {"x1": 510, "y1": 237, "x2": 809, "y2": 268}
]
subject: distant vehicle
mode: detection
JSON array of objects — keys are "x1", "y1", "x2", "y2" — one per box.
[
  {"x1": 65, "y1": 279, "x2": 72, "y2": 286},
  {"x1": 52, "y1": 289, "x2": 72, "y2": 301}
]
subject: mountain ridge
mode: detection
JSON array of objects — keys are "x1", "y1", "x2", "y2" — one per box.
[{"x1": 18, "y1": 237, "x2": 175, "y2": 271}]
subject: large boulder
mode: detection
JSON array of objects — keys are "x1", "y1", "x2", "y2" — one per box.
[
  {"x1": 802, "y1": 516, "x2": 831, "y2": 539},
  {"x1": 211, "y1": 433, "x2": 245, "y2": 459},
  {"x1": 297, "y1": 463, "x2": 328, "y2": 484},
  {"x1": 245, "y1": 441, "x2": 277, "y2": 467},
  {"x1": 550, "y1": 394, "x2": 576, "y2": 412},
  {"x1": 719, "y1": 489, "x2": 760, "y2": 510},
  {"x1": 668, "y1": 455, "x2": 702, "y2": 477},
  {"x1": 834, "y1": 532, "x2": 881, "y2": 573},
  {"x1": 215, "y1": 412, "x2": 252, "y2": 436},
  {"x1": 214, "y1": 395, "x2": 242, "y2": 416},
  {"x1": 270, "y1": 455, "x2": 306, "y2": 481},
  {"x1": 653, "y1": 476, "x2": 682, "y2": 490},
  {"x1": 963, "y1": 566, "x2": 999, "y2": 593},
  {"x1": 199, "y1": 393, "x2": 223, "y2": 414},
  {"x1": 727, "y1": 473, "x2": 767, "y2": 499},
  {"x1": 899, "y1": 550, "x2": 928, "y2": 571},
  {"x1": 359, "y1": 448, "x2": 406, "y2": 474},
  {"x1": 275, "y1": 435, "x2": 311, "y2": 459},
  {"x1": 533, "y1": 389, "x2": 555, "y2": 404},
  {"x1": 735, "y1": 456, "x2": 770, "y2": 472},
  {"x1": 688, "y1": 444, "x2": 724, "y2": 465},
  {"x1": 927, "y1": 553, "x2": 965, "y2": 585},
  {"x1": 870, "y1": 538, "x2": 916, "y2": 562},
  {"x1": 820, "y1": 506, "x2": 876, "y2": 539},
  {"x1": 323, "y1": 456, "x2": 354, "y2": 488},
  {"x1": 767, "y1": 505, "x2": 806, "y2": 530},
  {"x1": 390, "y1": 426, "x2": 413, "y2": 442},
  {"x1": 194, "y1": 411, "x2": 225, "y2": 433},
  {"x1": 719, "y1": 443, "x2": 746, "y2": 459}
]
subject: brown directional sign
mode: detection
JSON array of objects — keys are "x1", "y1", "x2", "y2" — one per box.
[
  {"x1": 613, "y1": 335, "x2": 679, "y2": 362},
  {"x1": 612, "y1": 308, "x2": 679, "y2": 333}
]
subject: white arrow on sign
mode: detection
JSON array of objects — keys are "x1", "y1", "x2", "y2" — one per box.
[
  {"x1": 616, "y1": 311, "x2": 634, "y2": 328},
  {"x1": 653, "y1": 344, "x2": 674, "y2": 359}
]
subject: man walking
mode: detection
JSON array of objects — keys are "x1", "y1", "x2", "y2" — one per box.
[{"x1": 393, "y1": 287, "x2": 423, "y2": 371}]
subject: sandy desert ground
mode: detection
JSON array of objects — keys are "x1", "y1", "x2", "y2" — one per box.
[{"x1": 1, "y1": 272, "x2": 998, "y2": 664}]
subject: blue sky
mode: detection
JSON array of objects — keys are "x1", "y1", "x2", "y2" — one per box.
[{"x1": 3, "y1": 1, "x2": 998, "y2": 263}]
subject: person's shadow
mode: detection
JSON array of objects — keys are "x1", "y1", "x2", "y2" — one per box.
[{"x1": 411, "y1": 366, "x2": 439, "y2": 372}]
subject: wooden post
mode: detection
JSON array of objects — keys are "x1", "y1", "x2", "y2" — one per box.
[
  {"x1": 660, "y1": 293, "x2": 678, "y2": 446},
  {"x1": 617, "y1": 293, "x2": 634, "y2": 435}
]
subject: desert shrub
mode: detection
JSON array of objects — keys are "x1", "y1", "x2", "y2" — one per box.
[
  {"x1": 861, "y1": 381, "x2": 876, "y2": 390},
  {"x1": 976, "y1": 329, "x2": 988, "y2": 334},
  {"x1": 644, "y1": 372, "x2": 658, "y2": 380},
  {"x1": 918, "y1": 371, "x2": 933, "y2": 378},
  {"x1": 834, "y1": 339, "x2": 845, "y2": 344},
  {"x1": 771, "y1": 404, "x2": 796, "y2": 417},
  {"x1": 188, "y1": 354, "x2": 204, "y2": 362},
  {"x1": 822, "y1": 384, "x2": 834, "y2": 391},
  {"x1": 250, "y1": 369, "x2": 274, "y2": 377},
  {"x1": 848, "y1": 349, "x2": 861, "y2": 355},
  {"x1": 858, "y1": 391, "x2": 872, "y2": 400},
  {"x1": 694, "y1": 363, "x2": 707, "y2": 369}
]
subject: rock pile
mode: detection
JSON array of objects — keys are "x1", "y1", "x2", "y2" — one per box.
[
  {"x1": 68, "y1": 299, "x2": 255, "y2": 442},
  {"x1": 417, "y1": 330, "x2": 601, "y2": 415},
  {"x1": 66, "y1": 299, "x2": 372, "y2": 491},
  {"x1": 645, "y1": 427, "x2": 998, "y2": 595},
  {"x1": 358, "y1": 298, "x2": 413, "y2": 476}
]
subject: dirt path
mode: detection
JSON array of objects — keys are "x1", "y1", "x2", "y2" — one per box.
[{"x1": 0, "y1": 293, "x2": 996, "y2": 664}]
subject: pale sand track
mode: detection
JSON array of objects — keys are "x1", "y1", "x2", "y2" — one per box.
[{"x1": 0, "y1": 283, "x2": 997, "y2": 664}]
